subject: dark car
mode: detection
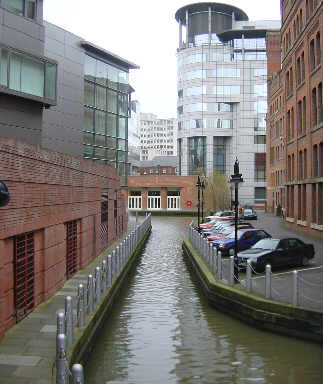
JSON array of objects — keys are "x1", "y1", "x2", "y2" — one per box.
[
  {"x1": 212, "y1": 228, "x2": 272, "y2": 256},
  {"x1": 237, "y1": 238, "x2": 315, "y2": 272},
  {"x1": 241, "y1": 208, "x2": 257, "y2": 220}
]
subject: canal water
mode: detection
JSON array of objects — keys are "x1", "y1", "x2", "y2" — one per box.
[{"x1": 84, "y1": 216, "x2": 323, "y2": 384}]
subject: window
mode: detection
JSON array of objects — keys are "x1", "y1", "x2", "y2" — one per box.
[
  {"x1": 188, "y1": 136, "x2": 206, "y2": 175},
  {"x1": 316, "y1": 32, "x2": 321, "y2": 66},
  {"x1": 213, "y1": 137, "x2": 226, "y2": 173},
  {"x1": 254, "y1": 135, "x2": 266, "y2": 144},
  {"x1": 0, "y1": 44, "x2": 56, "y2": 102},
  {"x1": 310, "y1": 39, "x2": 316, "y2": 71},
  {"x1": 312, "y1": 87, "x2": 318, "y2": 127},
  {"x1": 255, "y1": 187, "x2": 266, "y2": 203}
]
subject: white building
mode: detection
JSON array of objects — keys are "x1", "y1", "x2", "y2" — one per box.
[
  {"x1": 140, "y1": 113, "x2": 177, "y2": 161},
  {"x1": 175, "y1": 2, "x2": 280, "y2": 206}
]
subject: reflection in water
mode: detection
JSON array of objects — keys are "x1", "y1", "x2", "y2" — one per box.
[{"x1": 85, "y1": 217, "x2": 322, "y2": 384}]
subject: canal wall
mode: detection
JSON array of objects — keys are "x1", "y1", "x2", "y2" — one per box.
[{"x1": 182, "y1": 236, "x2": 323, "y2": 344}]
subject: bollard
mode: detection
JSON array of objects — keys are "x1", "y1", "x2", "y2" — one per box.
[
  {"x1": 95, "y1": 266, "x2": 101, "y2": 303},
  {"x1": 87, "y1": 274, "x2": 94, "y2": 314},
  {"x1": 229, "y1": 256, "x2": 234, "y2": 286},
  {"x1": 56, "y1": 333, "x2": 68, "y2": 384},
  {"x1": 57, "y1": 311, "x2": 65, "y2": 335},
  {"x1": 65, "y1": 296, "x2": 73, "y2": 348},
  {"x1": 72, "y1": 363, "x2": 84, "y2": 384},
  {"x1": 246, "y1": 260, "x2": 252, "y2": 292},
  {"x1": 292, "y1": 270, "x2": 298, "y2": 307},
  {"x1": 77, "y1": 284, "x2": 85, "y2": 328},
  {"x1": 265, "y1": 264, "x2": 271, "y2": 299},
  {"x1": 107, "y1": 254, "x2": 112, "y2": 286},
  {"x1": 116, "y1": 246, "x2": 120, "y2": 273},
  {"x1": 101, "y1": 259, "x2": 107, "y2": 292},
  {"x1": 217, "y1": 251, "x2": 222, "y2": 280}
]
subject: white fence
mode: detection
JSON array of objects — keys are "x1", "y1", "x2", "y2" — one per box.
[{"x1": 189, "y1": 223, "x2": 323, "y2": 311}]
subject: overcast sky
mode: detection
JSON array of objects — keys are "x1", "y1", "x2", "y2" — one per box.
[{"x1": 43, "y1": 0, "x2": 281, "y2": 118}]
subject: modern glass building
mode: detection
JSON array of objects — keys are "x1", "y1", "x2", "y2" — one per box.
[{"x1": 175, "y1": 2, "x2": 280, "y2": 205}]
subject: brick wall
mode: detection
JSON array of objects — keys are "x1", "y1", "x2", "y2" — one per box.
[{"x1": 0, "y1": 137, "x2": 126, "y2": 339}]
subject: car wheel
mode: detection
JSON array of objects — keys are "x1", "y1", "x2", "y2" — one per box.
[{"x1": 301, "y1": 256, "x2": 309, "y2": 267}]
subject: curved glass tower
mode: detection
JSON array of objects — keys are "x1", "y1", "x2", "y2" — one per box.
[{"x1": 175, "y1": 2, "x2": 280, "y2": 206}]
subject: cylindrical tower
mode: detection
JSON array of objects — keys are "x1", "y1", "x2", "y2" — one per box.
[{"x1": 175, "y1": 2, "x2": 280, "y2": 208}]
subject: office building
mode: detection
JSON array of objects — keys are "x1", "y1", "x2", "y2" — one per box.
[
  {"x1": 175, "y1": 2, "x2": 280, "y2": 206},
  {"x1": 139, "y1": 113, "x2": 177, "y2": 160}
]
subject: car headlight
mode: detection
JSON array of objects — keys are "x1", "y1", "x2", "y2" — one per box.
[{"x1": 219, "y1": 243, "x2": 227, "y2": 248}]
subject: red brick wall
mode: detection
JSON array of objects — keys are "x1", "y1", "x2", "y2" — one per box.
[{"x1": 0, "y1": 137, "x2": 126, "y2": 339}]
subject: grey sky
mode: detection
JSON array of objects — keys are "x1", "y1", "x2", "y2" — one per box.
[{"x1": 44, "y1": 0, "x2": 281, "y2": 118}]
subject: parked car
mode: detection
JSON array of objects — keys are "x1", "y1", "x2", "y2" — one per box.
[
  {"x1": 206, "y1": 223, "x2": 254, "y2": 242},
  {"x1": 211, "y1": 228, "x2": 272, "y2": 256},
  {"x1": 205, "y1": 211, "x2": 235, "y2": 222},
  {"x1": 202, "y1": 221, "x2": 235, "y2": 236},
  {"x1": 241, "y1": 208, "x2": 257, "y2": 220},
  {"x1": 199, "y1": 219, "x2": 220, "y2": 230},
  {"x1": 237, "y1": 238, "x2": 315, "y2": 272}
]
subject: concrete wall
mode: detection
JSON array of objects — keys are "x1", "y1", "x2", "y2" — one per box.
[{"x1": 0, "y1": 136, "x2": 126, "y2": 339}]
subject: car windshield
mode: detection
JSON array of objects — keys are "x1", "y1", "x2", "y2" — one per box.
[
  {"x1": 244, "y1": 209, "x2": 253, "y2": 214},
  {"x1": 251, "y1": 239, "x2": 279, "y2": 250}
]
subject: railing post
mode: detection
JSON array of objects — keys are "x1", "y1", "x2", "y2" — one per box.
[
  {"x1": 56, "y1": 311, "x2": 65, "y2": 336},
  {"x1": 116, "y1": 246, "x2": 120, "y2": 273},
  {"x1": 229, "y1": 256, "x2": 234, "y2": 286},
  {"x1": 265, "y1": 264, "x2": 271, "y2": 299},
  {"x1": 292, "y1": 270, "x2": 298, "y2": 307},
  {"x1": 246, "y1": 260, "x2": 252, "y2": 292},
  {"x1": 95, "y1": 266, "x2": 101, "y2": 303},
  {"x1": 77, "y1": 284, "x2": 85, "y2": 328},
  {"x1": 72, "y1": 364, "x2": 84, "y2": 384},
  {"x1": 87, "y1": 274, "x2": 94, "y2": 314},
  {"x1": 101, "y1": 260, "x2": 107, "y2": 292},
  {"x1": 56, "y1": 333, "x2": 68, "y2": 384},
  {"x1": 217, "y1": 251, "x2": 222, "y2": 280},
  {"x1": 65, "y1": 296, "x2": 73, "y2": 348},
  {"x1": 212, "y1": 246, "x2": 217, "y2": 274},
  {"x1": 112, "y1": 250, "x2": 116, "y2": 277},
  {"x1": 107, "y1": 254, "x2": 112, "y2": 286}
]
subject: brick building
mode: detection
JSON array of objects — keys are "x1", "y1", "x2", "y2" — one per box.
[
  {"x1": 267, "y1": 0, "x2": 323, "y2": 238},
  {"x1": 125, "y1": 174, "x2": 197, "y2": 212}
]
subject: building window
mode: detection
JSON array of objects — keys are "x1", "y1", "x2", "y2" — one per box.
[
  {"x1": 255, "y1": 153, "x2": 266, "y2": 181},
  {"x1": 310, "y1": 39, "x2": 316, "y2": 71},
  {"x1": 188, "y1": 136, "x2": 206, "y2": 175},
  {"x1": 83, "y1": 54, "x2": 129, "y2": 185},
  {"x1": 254, "y1": 135, "x2": 266, "y2": 144},
  {"x1": 213, "y1": 137, "x2": 226, "y2": 173},
  {"x1": 318, "y1": 83, "x2": 323, "y2": 123},
  {"x1": 255, "y1": 187, "x2": 266, "y2": 203},
  {"x1": 313, "y1": 144, "x2": 318, "y2": 177},
  {"x1": 2, "y1": 0, "x2": 37, "y2": 19},
  {"x1": 0, "y1": 45, "x2": 56, "y2": 102},
  {"x1": 316, "y1": 32, "x2": 321, "y2": 66},
  {"x1": 312, "y1": 87, "x2": 317, "y2": 127}
]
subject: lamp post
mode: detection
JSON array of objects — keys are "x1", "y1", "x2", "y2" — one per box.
[
  {"x1": 229, "y1": 158, "x2": 244, "y2": 283},
  {"x1": 196, "y1": 176, "x2": 201, "y2": 232},
  {"x1": 201, "y1": 179, "x2": 205, "y2": 224},
  {"x1": 0, "y1": 181, "x2": 10, "y2": 207}
]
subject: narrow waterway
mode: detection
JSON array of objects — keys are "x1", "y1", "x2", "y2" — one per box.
[{"x1": 84, "y1": 216, "x2": 322, "y2": 384}]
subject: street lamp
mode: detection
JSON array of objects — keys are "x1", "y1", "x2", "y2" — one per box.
[
  {"x1": 229, "y1": 158, "x2": 244, "y2": 283},
  {"x1": 0, "y1": 181, "x2": 10, "y2": 207},
  {"x1": 201, "y1": 179, "x2": 205, "y2": 224},
  {"x1": 196, "y1": 175, "x2": 202, "y2": 231}
]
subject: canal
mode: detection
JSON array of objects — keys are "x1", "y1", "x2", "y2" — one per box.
[{"x1": 84, "y1": 216, "x2": 322, "y2": 384}]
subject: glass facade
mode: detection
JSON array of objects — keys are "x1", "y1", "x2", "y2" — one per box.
[
  {"x1": 188, "y1": 136, "x2": 206, "y2": 174},
  {"x1": 83, "y1": 54, "x2": 130, "y2": 186},
  {"x1": 0, "y1": 45, "x2": 56, "y2": 102}
]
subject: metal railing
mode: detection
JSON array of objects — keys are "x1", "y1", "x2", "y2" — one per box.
[
  {"x1": 56, "y1": 214, "x2": 151, "y2": 384},
  {"x1": 189, "y1": 222, "x2": 323, "y2": 311}
]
